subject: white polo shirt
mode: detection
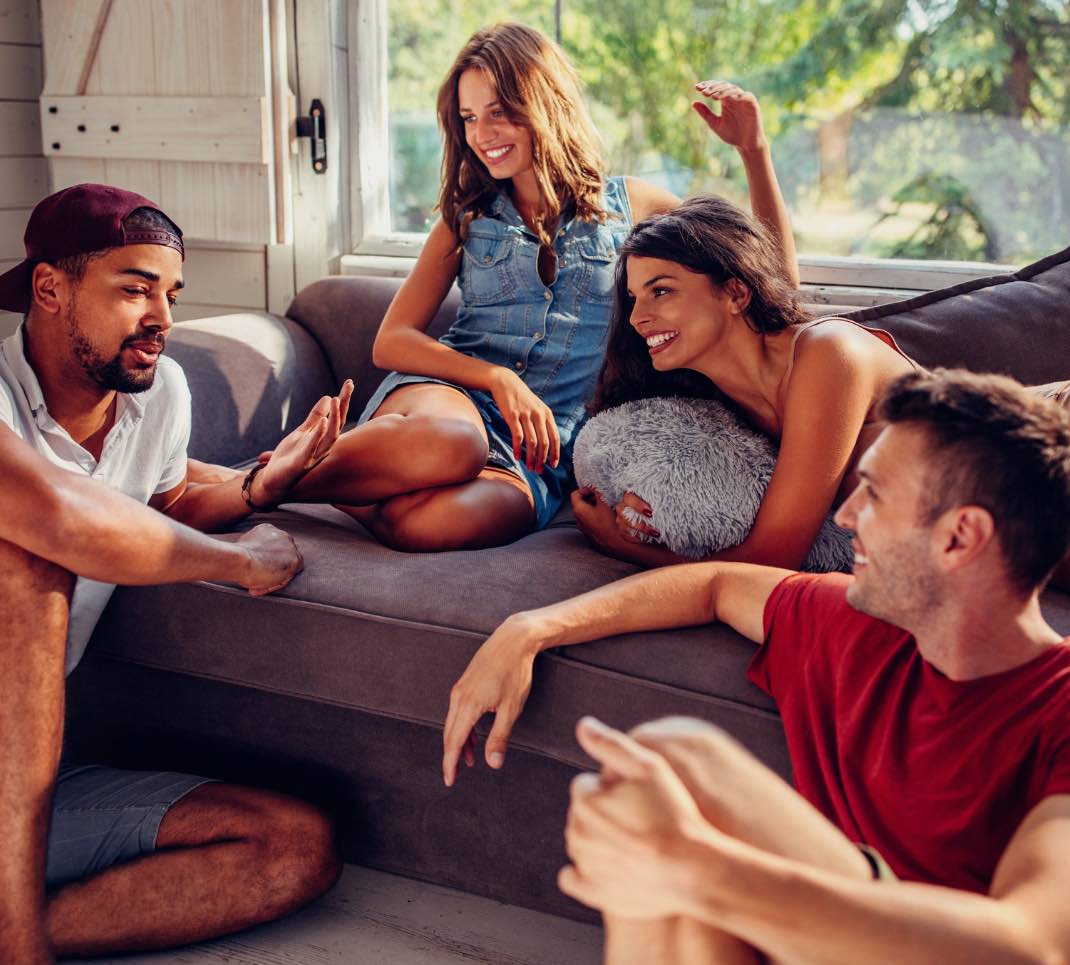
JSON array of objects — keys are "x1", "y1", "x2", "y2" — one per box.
[{"x1": 0, "y1": 326, "x2": 191, "y2": 674}]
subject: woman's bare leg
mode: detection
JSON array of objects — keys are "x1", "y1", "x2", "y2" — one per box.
[
  {"x1": 290, "y1": 384, "x2": 492, "y2": 505},
  {"x1": 353, "y1": 466, "x2": 535, "y2": 551}
]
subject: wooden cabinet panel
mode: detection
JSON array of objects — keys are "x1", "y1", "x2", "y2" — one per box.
[{"x1": 41, "y1": 95, "x2": 270, "y2": 165}]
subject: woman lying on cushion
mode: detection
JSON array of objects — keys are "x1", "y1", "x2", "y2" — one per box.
[
  {"x1": 568, "y1": 195, "x2": 916, "y2": 569},
  {"x1": 441, "y1": 195, "x2": 1070, "y2": 785}
]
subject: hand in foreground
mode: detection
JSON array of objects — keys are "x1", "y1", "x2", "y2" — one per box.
[
  {"x1": 442, "y1": 614, "x2": 541, "y2": 786},
  {"x1": 488, "y1": 368, "x2": 561, "y2": 474},
  {"x1": 253, "y1": 379, "x2": 354, "y2": 505},
  {"x1": 559, "y1": 717, "x2": 721, "y2": 920},
  {"x1": 235, "y1": 523, "x2": 304, "y2": 597},
  {"x1": 692, "y1": 80, "x2": 768, "y2": 154}
]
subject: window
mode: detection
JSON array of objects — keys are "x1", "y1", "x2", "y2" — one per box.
[{"x1": 352, "y1": 0, "x2": 1070, "y2": 287}]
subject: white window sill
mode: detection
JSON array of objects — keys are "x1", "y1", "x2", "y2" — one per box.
[{"x1": 340, "y1": 249, "x2": 1014, "y2": 306}]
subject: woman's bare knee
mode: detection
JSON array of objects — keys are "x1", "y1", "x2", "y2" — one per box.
[{"x1": 400, "y1": 414, "x2": 489, "y2": 480}]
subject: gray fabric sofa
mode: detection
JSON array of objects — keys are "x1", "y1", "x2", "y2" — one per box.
[{"x1": 65, "y1": 248, "x2": 1070, "y2": 922}]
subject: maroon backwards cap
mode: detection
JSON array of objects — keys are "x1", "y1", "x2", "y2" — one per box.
[{"x1": 0, "y1": 183, "x2": 184, "y2": 314}]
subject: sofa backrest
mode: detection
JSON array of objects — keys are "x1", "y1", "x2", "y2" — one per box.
[
  {"x1": 286, "y1": 276, "x2": 462, "y2": 417},
  {"x1": 842, "y1": 245, "x2": 1070, "y2": 386},
  {"x1": 168, "y1": 312, "x2": 336, "y2": 466}
]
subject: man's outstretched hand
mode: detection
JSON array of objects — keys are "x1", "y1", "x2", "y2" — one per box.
[{"x1": 251, "y1": 380, "x2": 354, "y2": 506}]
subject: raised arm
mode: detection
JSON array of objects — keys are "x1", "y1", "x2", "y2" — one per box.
[
  {"x1": 0, "y1": 423, "x2": 300, "y2": 595},
  {"x1": 441, "y1": 561, "x2": 790, "y2": 785},
  {"x1": 693, "y1": 81, "x2": 798, "y2": 288}
]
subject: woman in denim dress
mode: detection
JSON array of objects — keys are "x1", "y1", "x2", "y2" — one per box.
[{"x1": 295, "y1": 23, "x2": 798, "y2": 552}]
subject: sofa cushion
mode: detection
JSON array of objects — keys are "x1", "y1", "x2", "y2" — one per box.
[
  {"x1": 169, "y1": 313, "x2": 337, "y2": 465},
  {"x1": 843, "y1": 246, "x2": 1070, "y2": 385},
  {"x1": 87, "y1": 502, "x2": 787, "y2": 774}
]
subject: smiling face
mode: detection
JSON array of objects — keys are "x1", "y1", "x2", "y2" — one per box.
[
  {"x1": 55, "y1": 244, "x2": 184, "y2": 393},
  {"x1": 834, "y1": 423, "x2": 944, "y2": 625},
  {"x1": 457, "y1": 67, "x2": 535, "y2": 182},
  {"x1": 625, "y1": 255, "x2": 745, "y2": 374}
]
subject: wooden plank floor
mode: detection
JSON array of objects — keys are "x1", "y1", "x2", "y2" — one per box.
[{"x1": 68, "y1": 864, "x2": 603, "y2": 964}]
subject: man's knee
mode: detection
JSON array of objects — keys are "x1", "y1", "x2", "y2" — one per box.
[
  {"x1": 161, "y1": 784, "x2": 342, "y2": 910},
  {"x1": 0, "y1": 538, "x2": 73, "y2": 648},
  {"x1": 254, "y1": 795, "x2": 342, "y2": 905},
  {"x1": 0, "y1": 537, "x2": 75, "y2": 599}
]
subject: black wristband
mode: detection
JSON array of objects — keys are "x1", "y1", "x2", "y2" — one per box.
[{"x1": 241, "y1": 462, "x2": 278, "y2": 512}]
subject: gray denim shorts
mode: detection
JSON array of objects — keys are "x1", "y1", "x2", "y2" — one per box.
[{"x1": 46, "y1": 762, "x2": 214, "y2": 890}]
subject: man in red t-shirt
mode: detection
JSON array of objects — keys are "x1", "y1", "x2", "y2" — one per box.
[{"x1": 461, "y1": 369, "x2": 1070, "y2": 962}]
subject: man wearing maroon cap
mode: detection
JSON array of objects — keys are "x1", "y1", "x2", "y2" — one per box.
[{"x1": 0, "y1": 184, "x2": 350, "y2": 962}]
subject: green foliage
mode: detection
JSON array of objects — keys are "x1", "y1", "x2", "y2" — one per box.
[{"x1": 385, "y1": 0, "x2": 1070, "y2": 262}]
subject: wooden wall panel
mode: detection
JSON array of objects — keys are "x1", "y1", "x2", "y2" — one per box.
[
  {"x1": 0, "y1": 0, "x2": 41, "y2": 43},
  {"x1": 51, "y1": 158, "x2": 271, "y2": 246},
  {"x1": 0, "y1": 157, "x2": 48, "y2": 208},
  {"x1": 41, "y1": 95, "x2": 271, "y2": 165},
  {"x1": 182, "y1": 247, "x2": 266, "y2": 309},
  {"x1": 0, "y1": 101, "x2": 42, "y2": 156},
  {"x1": 41, "y1": 0, "x2": 276, "y2": 247},
  {"x1": 0, "y1": 39, "x2": 42, "y2": 98},
  {"x1": 0, "y1": 209, "x2": 29, "y2": 258}
]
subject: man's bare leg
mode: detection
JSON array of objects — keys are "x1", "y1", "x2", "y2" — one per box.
[
  {"x1": 604, "y1": 916, "x2": 760, "y2": 965},
  {"x1": 354, "y1": 466, "x2": 535, "y2": 551},
  {"x1": 47, "y1": 783, "x2": 341, "y2": 957},
  {"x1": 0, "y1": 539, "x2": 72, "y2": 964},
  {"x1": 605, "y1": 722, "x2": 872, "y2": 965}
]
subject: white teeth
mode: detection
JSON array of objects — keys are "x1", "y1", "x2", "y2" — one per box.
[
  {"x1": 645, "y1": 332, "x2": 678, "y2": 348},
  {"x1": 854, "y1": 553, "x2": 868, "y2": 565},
  {"x1": 485, "y1": 146, "x2": 511, "y2": 159}
]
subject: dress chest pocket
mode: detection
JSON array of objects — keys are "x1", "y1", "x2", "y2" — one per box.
[
  {"x1": 575, "y1": 237, "x2": 618, "y2": 303},
  {"x1": 461, "y1": 228, "x2": 520, "y2": 306}
]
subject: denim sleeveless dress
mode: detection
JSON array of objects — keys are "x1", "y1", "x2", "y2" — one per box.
[{"x1": 359, "y1": 176, "x2": 634, "y2": 528}]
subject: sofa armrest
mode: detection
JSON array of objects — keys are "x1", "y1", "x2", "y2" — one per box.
[{"x1": 169, "y1": 312, "x2": 337, "y2": 466}]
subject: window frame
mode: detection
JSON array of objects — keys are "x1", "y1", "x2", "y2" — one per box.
[{"x1": 346, "y1": 0, "x2": 1015, "y2": 299}]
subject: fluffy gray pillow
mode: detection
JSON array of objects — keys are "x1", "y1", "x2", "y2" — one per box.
[{"x1": 573, "y1": 396, "x2": 854, "y2": 572}]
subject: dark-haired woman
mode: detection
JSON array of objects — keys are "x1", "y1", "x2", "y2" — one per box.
[
  {"x1": 285, "y1": 24, "x2": 796, "y2": 552},
  {"x1": 571, "y1": 194, "x2": 916, "y2": 568}
]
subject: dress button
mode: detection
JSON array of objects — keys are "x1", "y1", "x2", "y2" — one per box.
[
  {"x1": 534, "y1": 332, "x2": 543, "y2": 339},
  {"x1": 483, "y1": 255, "x2": 492, "y2": 264},
  {"x1": 514, "y1": 361, "x2": 524, "y2": 370},
  {"x1": 543, "y1": 290, "x2": 552, "y2": 300},
  {"x1": 558, "y1": 229, "x2": 565, "y2": 237}
]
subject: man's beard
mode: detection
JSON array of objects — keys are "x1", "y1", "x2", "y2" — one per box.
[
  {"x1": 66, "y1": 300, "x2": 159, "y2": 394},
  {"x1": 846, "y1": 533, "x2": 943, "y2": 628}
]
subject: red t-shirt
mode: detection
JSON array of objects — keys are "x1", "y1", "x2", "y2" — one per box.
[{"x1": 749, "y1": 573, "x2": 1070, "y2": 893}]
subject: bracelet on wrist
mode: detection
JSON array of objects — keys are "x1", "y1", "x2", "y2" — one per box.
[{"x1": 241, "y1": 462, "x2": 279, "y2": 513}]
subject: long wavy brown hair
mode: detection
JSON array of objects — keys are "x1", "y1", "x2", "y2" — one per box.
[
  {"x1": 592, "y1": 195, "x2": 811, "y2": 412},
  {"x1": 436, "y1": 23, "x2": 607, "y2": 247}
]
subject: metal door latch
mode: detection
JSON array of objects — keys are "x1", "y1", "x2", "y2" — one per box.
[{"x1": 295, "y1": 99, "x2": 327, "y2": 174}]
